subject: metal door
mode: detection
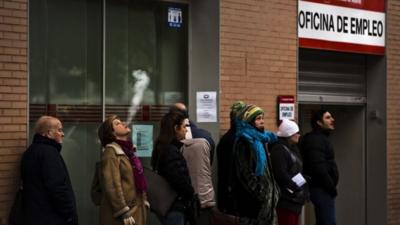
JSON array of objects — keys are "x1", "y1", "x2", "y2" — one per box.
[
  {"x1": 299, "y1": 49, "x2": 366, "y2": 104},
  {"x1": 299, "y1": 104, "x2": 366, "y2": 225}
]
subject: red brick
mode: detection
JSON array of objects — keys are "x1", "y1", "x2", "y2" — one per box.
[
  {"x1": 11, "y1": 55, "x2": 26, "y2": 63},
  {"x1": 0, "y1": 39, "x2": 12, "y2": 47},
  {"x1": 3, "y1": 63, "x2": 19, "y2": 70},
  {"x1": 0, "y1": 86, "x2": 12, "y2": 93},
  {"x1": 3, "y1": 31, "x2": 19, "y2": 39},
  {"x1": 0, "y1": 101, "x2": 12, "y2": 108},
  {"x1": 11, "y1": 10, "x2": 27, "y2": 18},
  {"x1": 11, "y1": 71, "x2": 25, "y2": 78},
  {"x1": 0, "y1": 94, "x2": 20, "y2": 101},
  {"x1": 0, "y1": 55, "x2": 12, "y2": 62},
  {"x1": 11, "y1": 24, "x2": 26, "y2": 33},
  {"x1": 11, "y1": 101, "x2": 26, "y2": 109},
  {"x1": 2, "y1": 47, "x2": 19, "y2": 55},
  {"x1": 388, "y1": 0, "x2": 400, "y2": 224},
  {"x1": 220, "y1": 0, "x2": 296, "y2": 131},
  {"x1": 11, "y1": 40, "x2": 26, "y2": 48},
  {"x1": 19, "y1": 63, "x2": 26, "y2": 71},
  {"x1": 0, "y1": 23, "x2": 12, "y2": 32},
  {"x1": 0, "y1": 9, "x2": 12, "y2": 17},
  {"x1": 1, "y1": 78, "x2": 19, "y2": 85},
  {"x1": 2, "y1": 16, "x2": 20, "y2": 25},
  {"x1": 3, "y1": 2, "x2": 20, "y2": 10}
]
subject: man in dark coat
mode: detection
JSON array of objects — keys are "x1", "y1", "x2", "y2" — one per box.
[
  {"x1": 301, "y1": 109, "x2": 339, "y2": 225},
  {"x1": 21, "y1": 116, "x2": 78, "y2": 225},
  {"x1": 216, "y1": 101, "x2": 246, "y2": 214}
]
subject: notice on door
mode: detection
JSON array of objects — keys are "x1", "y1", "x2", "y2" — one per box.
[
  {"x1": 196, "y1": 92, "x2": 217, "y2": 123},
  {"x1": 132, "y1": 125, "x2": 153, "y2": 157}
]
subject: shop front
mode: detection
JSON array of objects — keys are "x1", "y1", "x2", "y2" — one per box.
[
  {"x1": 28, "y1": 0, "x2": 219, "y2": 224},
  {"x1": 298, "y1": 1, "x2": 386, "y2": 224}
]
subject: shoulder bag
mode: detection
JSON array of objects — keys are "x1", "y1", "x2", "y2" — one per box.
[{"x1": 143, "y1": 166, "x2": 178, "y2": 217}]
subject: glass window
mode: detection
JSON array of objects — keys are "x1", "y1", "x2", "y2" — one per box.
[
  {"x1": 105, "y1": 0, "x2": 188, "y2": 166},
  {"x1": 29, "y1": 0, "x2": 102, "y2": 224},
  {"x1": 29, "y1": 0, "x2": 188, "y2": 224}
]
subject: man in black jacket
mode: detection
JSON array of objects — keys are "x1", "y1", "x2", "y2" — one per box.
[
  {"x1": 21, "y1": 116, "x2": 78, "y2": 225},
  {"x1": 216, "y1": 101, "x2": 246, "y2": 214},
  {"x1": 301, "y1": 109, "x2": 338, "y2": 225}
]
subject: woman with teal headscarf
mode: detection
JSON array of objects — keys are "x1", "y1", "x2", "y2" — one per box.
[{"x1": 231, "y1": 104, "x2": 280, "y2": 225}]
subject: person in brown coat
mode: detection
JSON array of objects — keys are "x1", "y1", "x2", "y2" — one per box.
[{"x1": 97, "y1": 115, "x2": 149, "y2": 225}]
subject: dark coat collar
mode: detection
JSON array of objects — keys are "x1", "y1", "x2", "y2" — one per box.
[
  {"x1": 313, "y1": 127, "x2": 331, "y2": 136},
  {"x1": 171, "y1": 139, "x2": 184, "y2": 149},
  {"x1": 33, "y1": 133, "x2": 62, "y2": 152}
]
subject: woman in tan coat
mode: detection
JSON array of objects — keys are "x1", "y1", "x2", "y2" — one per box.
[{"x1": 97, "y1": 115, "x2": 149, "y2": 225}]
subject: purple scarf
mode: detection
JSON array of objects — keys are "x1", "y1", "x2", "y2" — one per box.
[{"x1": 115, "y1": 139, "x2": 147, "y2": 194}]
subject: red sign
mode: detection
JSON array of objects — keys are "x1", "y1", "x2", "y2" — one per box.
[
  {"x1": 278, "y1": 95, "x2": 295, "y2": 104},
  {"x1": 277, "y1": 95, "x2": 295, "y2": 121},
  {"x1": 304, "y1": 0, "x2": 384, "y2": 12}
]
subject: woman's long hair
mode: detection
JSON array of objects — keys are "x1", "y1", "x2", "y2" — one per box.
[
  {"x1": 98, "y1": 115, "x2": 118, "y2": 147},
  {"x1": 151, "y1": 110, "x2": 186, "y2": 169}
]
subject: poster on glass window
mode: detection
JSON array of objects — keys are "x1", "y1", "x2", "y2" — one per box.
[{"x1": 132, "y1": 125, "x2": 153, "y2": 157}]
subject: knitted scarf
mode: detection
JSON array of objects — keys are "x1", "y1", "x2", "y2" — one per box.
[
  {"x1": 235, "y1": 119, "x2": 277, "y2": 176},
  {"x1": 115, "y1": 139, "x2": 147, "y2": 194}
]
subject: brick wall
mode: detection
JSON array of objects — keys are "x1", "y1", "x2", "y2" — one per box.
[
  {"x1": 387, "y1": 0, "x2": 400, "y2": 224},
  {"x1": 0, "y1": 1, "x2": 28, "y2": 224},
  {"x1": 220, "y1": 0, "x2": 297, "y2": 133}
]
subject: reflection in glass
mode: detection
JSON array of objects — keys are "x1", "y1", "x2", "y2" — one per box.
[{"x1": 29, "y1": 1, "x2": 188, "y2": 225}]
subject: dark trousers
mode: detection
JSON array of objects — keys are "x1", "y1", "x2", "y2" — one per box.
[
  {"x1": 195, "y1": 207, "x2": 212, "y2": 225},
  {"x1": 277, "y1": 208, "x2": 299, "y2": 225},
  {"x1": 160, "y1": 210, "x2": 185, "y2": 225},
  {"x1": 310, "y1": 187, "x2": 337, "y2": 225}
]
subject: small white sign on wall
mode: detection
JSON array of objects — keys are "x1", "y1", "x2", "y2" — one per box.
[
  {"x1": 196, "y1": 91, "x2": 217, "y2": 123},
  {"x1": 279, "y1": 103, "x2": 295, "y2": 120}
]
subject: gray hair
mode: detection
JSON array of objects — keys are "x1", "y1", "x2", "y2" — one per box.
[{"x1": 34, "y1": 116, "x2": 59, "y2": 135}]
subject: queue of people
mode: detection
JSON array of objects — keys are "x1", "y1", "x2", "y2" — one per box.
[{"x1": 15, "y1": 102, "x2": 338, "y2": 225}]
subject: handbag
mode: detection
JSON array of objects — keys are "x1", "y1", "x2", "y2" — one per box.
[
  {"x1": 143, "y1": 167, "x2": 178, "y2": 217},
  {"x1": 9, "y1": 184, "x2": 23, "y2": 225},
  {"x1": 211, "y1": 209, "x2": 239, "y2": 225}
]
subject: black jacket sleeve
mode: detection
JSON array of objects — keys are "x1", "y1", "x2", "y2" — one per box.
[
  {"x1": 302, "y1": 136, "x2": 337, "y2": 196},
  {"x1": 159, "y1": 146, "x2": 194, "y2": 200},
  {"x1": 270, "y1": 145, "x2": 301, "y2": 193}
]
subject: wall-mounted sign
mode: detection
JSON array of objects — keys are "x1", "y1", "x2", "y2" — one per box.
[
  {"x1": 196, "y1": 91, "x2": 217, "y2": 123},
  {"x1": 168, "y1": 7, "x2": 183, "y2": 28},
  {"x1": 298, "y1": 0, "x2": 385, "y2": 55},
  {"x1": 278, "y1": 95, "x2": 295, "y2": 121}
]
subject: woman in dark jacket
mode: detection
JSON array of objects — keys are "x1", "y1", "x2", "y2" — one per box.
[
  {"x1": 231, "y1": 104, "x2": 279, "y2": 225},
  {"x1": 151, "y1": 110, "x2": 195, "y2": 225},
  {"x1": 271, "y1": 119, "x2": 308, "y2": 225}
]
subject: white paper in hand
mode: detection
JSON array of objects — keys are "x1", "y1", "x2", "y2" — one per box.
[{"x1": 292, "y1": 173, "x2": 306, "y2": 187}]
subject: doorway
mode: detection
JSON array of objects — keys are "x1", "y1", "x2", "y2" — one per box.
[{"x1": 299, "y1": 104, "x2": 366, "y2": 225}]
